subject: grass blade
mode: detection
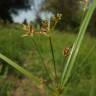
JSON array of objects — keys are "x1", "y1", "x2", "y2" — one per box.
[
  {"x1": 32, "y1": 38, "x2": 53, "y2": 81},
  {"x1": 49, "y1": 36, "x2": 57, "y2": 81},
  {"x1": 60, "y1": 0, "x2": 96, "y2": 88},
  {"x1": 0, "y1": 53, "x2": 41, "y2": 85},
  {"x1": 69, "y1": 45, "x2": 96, "y2": 82}
]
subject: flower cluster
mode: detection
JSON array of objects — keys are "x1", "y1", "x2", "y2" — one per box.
[
  {"x1": 63, "y1": 48, "x2": 70, "y2": 57},
  {"x1": 51, "y1": 13, "x2": 62, "y2": 29},
  {"x1": 22, "y1": 22, "x2": 35, "y2": 37},
  {"x1": 52, "y1": 13, "x2": 62, "y2": 22},
  {"x1": 22, "y1": 13, "x2": 62, "y2": 37}
]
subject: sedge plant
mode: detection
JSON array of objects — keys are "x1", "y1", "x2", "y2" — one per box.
[{"x1": 0, "y1": 0, "x2": 96, "y2": 96}]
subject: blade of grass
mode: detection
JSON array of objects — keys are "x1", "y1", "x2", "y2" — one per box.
[
  {"x1": 60, "y1": 0, "x2": 96, "y2": 88},
  {"x1": 69, "y1": 45, "x2": 96, "y2": 82},
  {"x1": 0, "y1": 53, "x2": 41, "y2": 85}
]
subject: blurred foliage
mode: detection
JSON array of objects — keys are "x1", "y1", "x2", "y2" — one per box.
[
  {"x1": 0, "y1": 24, "x2": 96, "y2": 95},
  {"x1": 41, "y1": 0, "x2": 96, "y2": 35},
  {"x1": 0, "y1": 0, "x2": 33, "y2": 23},
  {"x1": 41, "y1": 0, "x2": 88, "y2": 30}
]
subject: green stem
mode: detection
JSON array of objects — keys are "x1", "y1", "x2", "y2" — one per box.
[
  {"x1": 48, "y1": 36, "x2": 58, "y2": 84},
  {"x1": 60, "y1": 0, "x2": 96, "y2": 88}
]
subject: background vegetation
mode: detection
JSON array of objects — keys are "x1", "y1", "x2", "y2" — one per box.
[
  {"x1": 0, "y1": 0, "x2": 96, "y2": 96},
  {"x1": 0, "y1": 23, "x2": 96, "y2": 95}
]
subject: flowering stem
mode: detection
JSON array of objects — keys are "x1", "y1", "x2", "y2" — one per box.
[
  {"x1": 32, "y1": 38, "x2": 53, "y2": 81},
  {"x1": 48, "y1": 36, "x2": 58, "y2": 84}
]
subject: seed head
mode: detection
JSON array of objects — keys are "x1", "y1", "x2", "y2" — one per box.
[
  {"x1": 63, "y1": 47, "x2": 70, "y2": 57},
  {"x1": 22, "y1": 22, "x2": 35, "y2": 37}
]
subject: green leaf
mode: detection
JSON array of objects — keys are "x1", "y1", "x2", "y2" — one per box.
[
  {"x1": 60, "y1": 0, "x2": 96, "y2": 88},
  {"x1": 0, "y1": 53, "x2": 41, "y2": 85}
]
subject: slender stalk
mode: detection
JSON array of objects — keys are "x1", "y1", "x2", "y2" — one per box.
[
  {"x1": 60, "y1": 0, "x2": 96, "y2": 89},
  {"x1": 69, "y1": 45, "x2": 96, "y2": 82},
  {"x1": 32, "y1": 38, "x2": 53, "y2": 81},
  {"x1": 48, "y1": 36, "x2": 58, "y2": 84}
]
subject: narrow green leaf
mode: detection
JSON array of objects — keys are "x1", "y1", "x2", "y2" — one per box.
[
  {"x1": 0, "y1": 53, "x2": 41, "y2": 85},
  {"x1": 60, "y1": 0, "x2": 96, "y2": 88}
]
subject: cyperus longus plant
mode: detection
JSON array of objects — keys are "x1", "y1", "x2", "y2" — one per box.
[{"x1": 0, "y1": 0, "x2": 96, "y2": 96}]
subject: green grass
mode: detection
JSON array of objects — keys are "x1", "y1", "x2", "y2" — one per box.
[
  {"x1": 0, "y1": 1, "x2": 96, "y2": 95},
  {"x1": 0, "y1": 23, "x2": 96, "y2": 95}
]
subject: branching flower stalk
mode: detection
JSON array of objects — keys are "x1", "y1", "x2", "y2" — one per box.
[
  {"x1": 45, "y1": 14, "x2": 62, "y2": 87},
  {"x1": 22, "y1": 22, "x2": 54, "y2": 84},
  {"x1": 31, "y1": 38, "x2": 53, "y2": 80},
  {"x1": 21, "y1": 6, "x2": 96, "y2": 95},
  {"x1": 22, "y1": 14, "x2": 62, "y2": 93}
]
